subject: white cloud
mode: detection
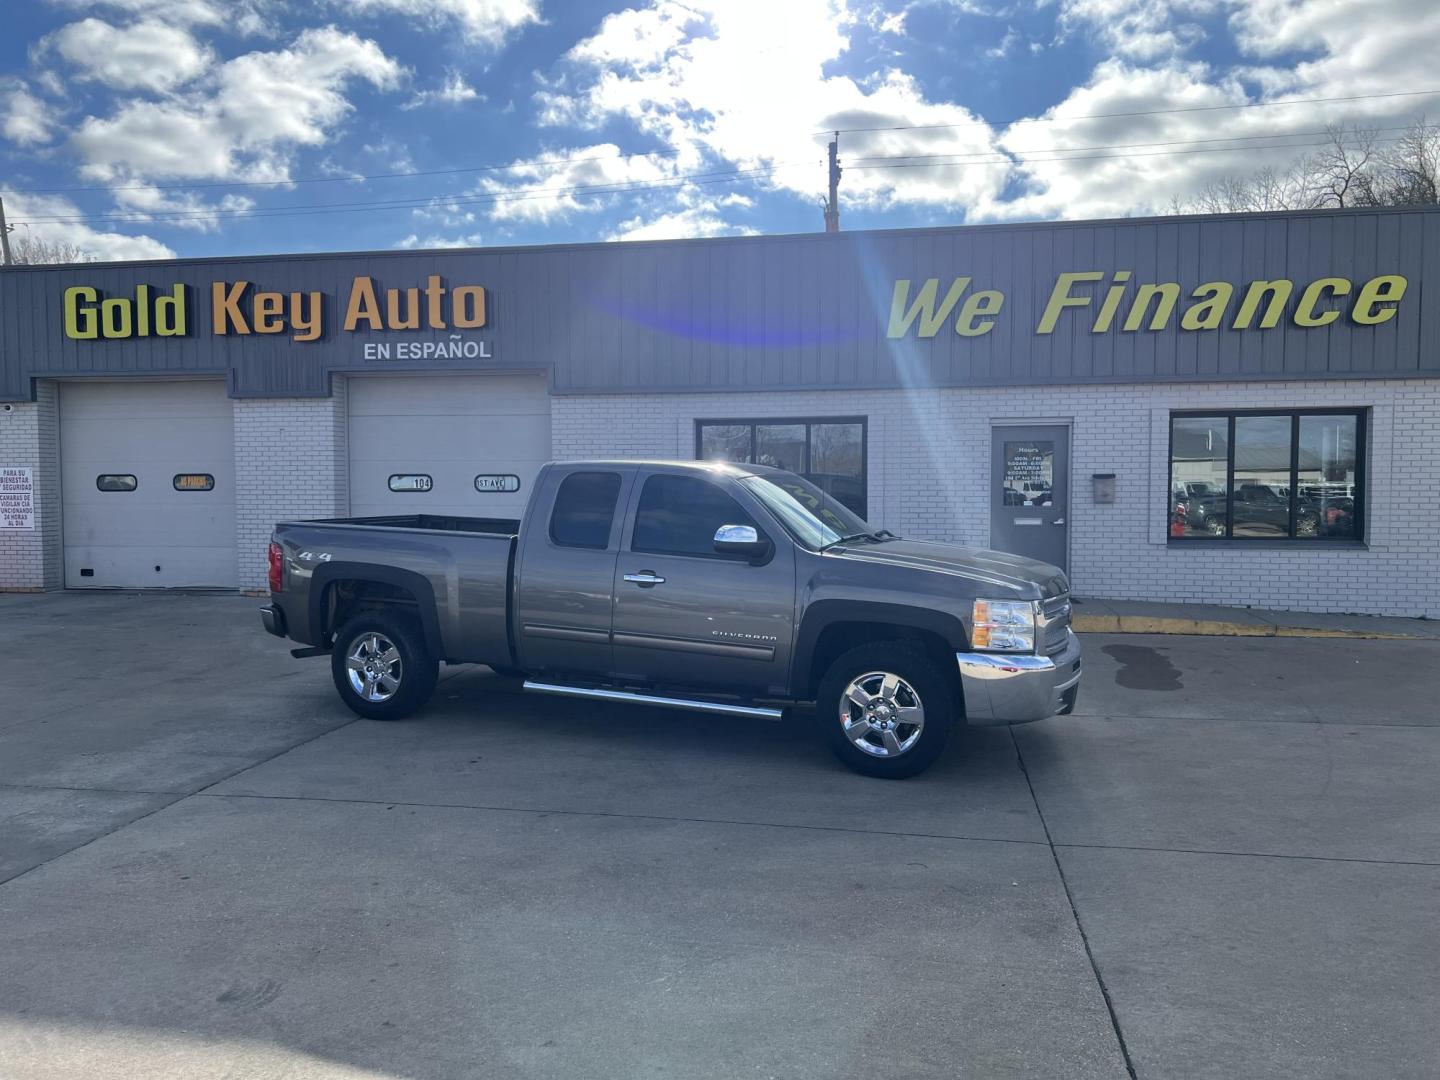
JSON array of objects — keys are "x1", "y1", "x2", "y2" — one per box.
[
  {"x1": 339, "y1": 0, "x2": 540, "y2": 46},
  {"x1": 109, "y1": 186, "x2": 257, "y2": 231},
  {"x1": 0, "y1": 80, "x2": 54, "y2": 145},
  {"x1": 477, "y1": 142, "x2": 681, "y2": 223},
  {"x1": 49, "y1": 18, "x2": 213, "y2": 92},
  {"x1": 69, "y1": 27, "x2": 404, "y2": 183},
  {"x1": 1057, "y1": 0, "x2": 1225, "y2": 60},
  {"x1": 0, "y1": 190, "x2": 176, "y2": 261},
  {"x1": 606, "y1": 190, "x2": 757, "y2": 241},
  {"x1": 395, "y1": 231, "x2": 485, "y2": 248},
  {"x1": 403, "y1": 69, "x2": 482, "y2": 109},
  {"x1": 986, "y1": 0, "x2": 1440, "y2": 221},
  {"x1": 542, "y1": 0, "x2": 1011, "y2": 214},
  {"x1": 45, "y1": 0, "x2": 279, "y2": 29}
]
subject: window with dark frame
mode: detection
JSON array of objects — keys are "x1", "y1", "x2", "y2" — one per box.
[
  {"x1": 696, "y1": 417, "x2": 867, "y2": 518},
  {"x1": 1169, "y1": 410, "x2": 1365, "y2": 543},
  {"x1": 550, "y1": 471, "x2": 622, "y2": 550}
]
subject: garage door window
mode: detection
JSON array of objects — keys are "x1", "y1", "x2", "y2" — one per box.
[
  {"x1": 388, "y1": 474, "x2": 433, "y2": 493},
  {"x1": 173, "y1": 474, "x2": 215, "y2": 491},
  {"x1": 96, "y1": 474, "x2": 137, "y2": 492}
]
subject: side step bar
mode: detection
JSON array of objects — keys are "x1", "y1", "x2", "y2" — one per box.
[{"x1": 523, "y1": 681, "x2": 784, "y2": 721}]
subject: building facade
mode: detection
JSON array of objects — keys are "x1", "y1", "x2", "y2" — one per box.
[{"x1": 1, "y1": 207, "x2": 1436, "y2": 615}]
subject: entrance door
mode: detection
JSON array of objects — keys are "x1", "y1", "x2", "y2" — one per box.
[{"x1": 990, "y1": 425, "x2": 1069, "y2": 572}]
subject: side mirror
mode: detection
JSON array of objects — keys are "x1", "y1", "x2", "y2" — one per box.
[{"x1": 713, "y1": 523, "x2": 770, "y2": 559}]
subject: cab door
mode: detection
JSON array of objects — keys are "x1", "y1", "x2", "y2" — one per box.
[
  {"x1": 610, "y1": 471, "x2": 795, "y2": 696},
  {"x1": 514, "y1": 466, "x2": 634, "y2": 677}
]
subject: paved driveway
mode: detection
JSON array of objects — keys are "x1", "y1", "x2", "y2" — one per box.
[{"x1": 1, "y1": 592, "x2": 1437, "y2": 1079}]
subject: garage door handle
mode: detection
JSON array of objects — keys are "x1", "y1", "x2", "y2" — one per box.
[{"x1": 624, "y1": 571, "x2": 666, "y2": 587}]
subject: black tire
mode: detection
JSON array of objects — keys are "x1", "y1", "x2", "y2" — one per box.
[
  {"x1": 330, "y1": 611, "x2": 438, "y2": 721},
  {"x1": 816, "y1": 642, "x2": 955, "y2": 779}
]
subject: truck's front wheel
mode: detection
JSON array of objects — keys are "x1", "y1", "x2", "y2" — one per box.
[
  {"x1": 330, "y1": 612, "x2": 437, "y2": 721},
  {"x1": 817, "y1": 643, "x2": 954, "y2": 779}
]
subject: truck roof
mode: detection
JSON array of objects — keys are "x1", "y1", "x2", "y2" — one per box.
[{"x1": 550, "y1": 459, "x2": 770, "y2": 477}]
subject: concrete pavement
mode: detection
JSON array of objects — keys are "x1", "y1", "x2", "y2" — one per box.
[{"x1": 1, "y1": 591, "x2": 1438, "y2": 1079}]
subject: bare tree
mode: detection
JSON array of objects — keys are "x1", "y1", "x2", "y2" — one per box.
[
  {"x1": 1172, "y1": 120, "x2": 1440, "y2": 214},
  {"x1": 1310, "y1": 124, "x2": 1380, "y2": 207},
  {"x1": 1375, "y1": 120, "x2": 1440, "y2": 206},
  {"x1": 10, "y1": 234, "x2": 99, "y2": 265}
]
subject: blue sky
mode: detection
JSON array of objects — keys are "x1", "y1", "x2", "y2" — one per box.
[{"x1": 1, "y1": 0, "x2": 1435, "y2": 261}]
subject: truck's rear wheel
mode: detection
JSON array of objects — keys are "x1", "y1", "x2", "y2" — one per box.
[
  {"x1": 817, "y1": 643, "x2": 954, "y2": 779},
  {"x1": 331, "y1": 612, "x2": 437, "y2": 721}
]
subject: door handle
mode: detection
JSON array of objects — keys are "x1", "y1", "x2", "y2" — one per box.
[
  {"x1": 1053, "y1": 519, "x2": 1066, "y2": 525},
  {"x1": 624, "y1": 571, "x2": 666, "y2": 587}
]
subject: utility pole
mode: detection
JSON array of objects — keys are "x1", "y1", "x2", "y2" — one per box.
[
  {"x1": 822, "y1": 132, "x2": 842, "y2": 232},
  {"x1": 0, "y1": 197, "x2": 13, "y2": 266}
]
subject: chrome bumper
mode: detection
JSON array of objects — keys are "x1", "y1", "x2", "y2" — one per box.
[{"x1": 957, "y1": 630, "x2": 1082, "y2": 726}]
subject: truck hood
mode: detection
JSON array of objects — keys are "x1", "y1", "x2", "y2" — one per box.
[{"x1": 826, "y1": 538, "x2": 1069, "y2": 599}]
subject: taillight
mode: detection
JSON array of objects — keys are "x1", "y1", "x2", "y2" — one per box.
[{"x1": 267, "y1": 542, "x2": 284, "y2": 593}]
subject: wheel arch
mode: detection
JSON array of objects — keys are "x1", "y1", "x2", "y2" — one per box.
[
  {"x1": 310, "y1": 562, "x2": 445, "y2": 658},
  {"x1": 793, "y1": 600, "x2": 968, "y2": 701}
]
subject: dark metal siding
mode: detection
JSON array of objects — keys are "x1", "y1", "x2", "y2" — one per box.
[{"x1": 0, "y1": 207, "x2": 1436, "y2": 401}]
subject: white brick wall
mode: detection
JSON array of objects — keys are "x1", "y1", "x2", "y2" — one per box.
[
  {"x1": 0, "y1": 382, "x2": 62, "y2": 591},
  {"x1": 233, "y1": 379, "x2": 349, "y2": 592},
  {"x1": 552, "y1": 379, "x2": 1440, "y2": 618}
]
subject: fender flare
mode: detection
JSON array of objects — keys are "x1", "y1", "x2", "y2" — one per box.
[
  {"x1": 309, "y1": 561, "x2": 445, "y2": 658},
  {"x1": 790, "y1": 599, "x2": 970, "y2": 695}
]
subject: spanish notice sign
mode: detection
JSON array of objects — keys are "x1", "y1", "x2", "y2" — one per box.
[{"x1": 0, "y1": 467, "x2": 35, "y2": 530}]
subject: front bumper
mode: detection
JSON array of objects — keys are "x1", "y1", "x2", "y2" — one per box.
[{"x1": 957, "y1": 630, "x2": 1082, "y2": 726}]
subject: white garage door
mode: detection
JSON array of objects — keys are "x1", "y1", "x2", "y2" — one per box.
[
  {"x1": 347, "y1": 374, "x2": 551, "y2": 521},
  {"x1": 61, "y1": 380, "x2": 237, "y2": 589}
]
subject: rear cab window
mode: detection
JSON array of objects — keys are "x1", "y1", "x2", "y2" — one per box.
[
  {"x1": 630, "y1": 473, "x2": 760, "y2": 558},
  {"x1": 550, "y1": 471, "x2": 622, "y2": 549}
]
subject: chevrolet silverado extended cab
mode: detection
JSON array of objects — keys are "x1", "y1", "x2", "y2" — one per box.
[{"x1": 261, "y1": 460, "x2": 1080, "y2": 778}]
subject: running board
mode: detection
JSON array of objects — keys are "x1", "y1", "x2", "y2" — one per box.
[{"x1": 522, "y1": 681, "x2": 784, "y2": 721}]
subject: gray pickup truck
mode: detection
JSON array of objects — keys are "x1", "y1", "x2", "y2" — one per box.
[{"x1": 261, "y1": 460, "x2": 1080, "y2": 778}]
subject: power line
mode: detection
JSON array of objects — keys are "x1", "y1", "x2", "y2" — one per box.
[
  {"x1": 814, "y1": 87, "x2": 1440, "y2": 137},
  {"x1": 15, "y1": 162, "x2": 820, "y2": 226},
  {"x1": 23, "y1": 147, "x2": 694, "y2": 196},
  {"x1": 21, "y1": 88, "x2": 1439, "y2": 199},
  {"x1": 844, "y1": 126, "x2": 1417, "y2": 163},
  {"x1": 846, "y1": 135, "x2": 1408, "y2": 172},
  {"x1": 10, "y1": 131, "x2": 1419, "y2": 227}
]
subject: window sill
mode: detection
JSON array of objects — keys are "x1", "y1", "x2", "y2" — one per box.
[{"x1": 1167, "y1": 538, "x2": 1368, "y2": 551}]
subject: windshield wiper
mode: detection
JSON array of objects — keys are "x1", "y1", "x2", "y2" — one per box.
[{"x1": 820, "y1": 531, "x2": 893, "y2": 551}]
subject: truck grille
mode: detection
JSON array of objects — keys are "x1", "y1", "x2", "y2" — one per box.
[{"x1": 1040, "y1": 595, "x2": 1072, "y2": 656}]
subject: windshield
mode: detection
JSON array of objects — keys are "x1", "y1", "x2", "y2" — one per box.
[{"x1": 739, "y1": 471, "x2": 875, "y2": 549}]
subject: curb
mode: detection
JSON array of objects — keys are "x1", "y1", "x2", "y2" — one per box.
[{"x1": 1070, "y1": 614, "x2": 1423, "y2": 640}]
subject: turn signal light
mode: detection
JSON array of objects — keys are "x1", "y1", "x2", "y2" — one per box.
[{"x1": 267, "y1": 542, "x2": 284, "y2": 593}]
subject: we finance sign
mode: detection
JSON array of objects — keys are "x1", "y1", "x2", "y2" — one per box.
[
  {"x1": 887, "y1": 271, "x2": 1409, "y2": 338},
  {"x1": 62, "y1": 276, "x2": 490, "y2": 359}
]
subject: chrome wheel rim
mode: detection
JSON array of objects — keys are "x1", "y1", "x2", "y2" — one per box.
[
  {"x1": 345, "y1": 632, "x2": 402, "y2": 703},
  {"x1": 840, "y1": 671, "x2": 925, "y2": 758}
]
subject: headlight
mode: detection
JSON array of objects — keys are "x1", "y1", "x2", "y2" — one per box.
[{"x1": 972, "y1": 599, "x2": 1036, "y2": 653}]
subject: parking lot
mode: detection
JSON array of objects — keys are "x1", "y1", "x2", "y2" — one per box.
[{"x1": 1, "y1": 591, "x2": 1438, "y2": 1079}]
